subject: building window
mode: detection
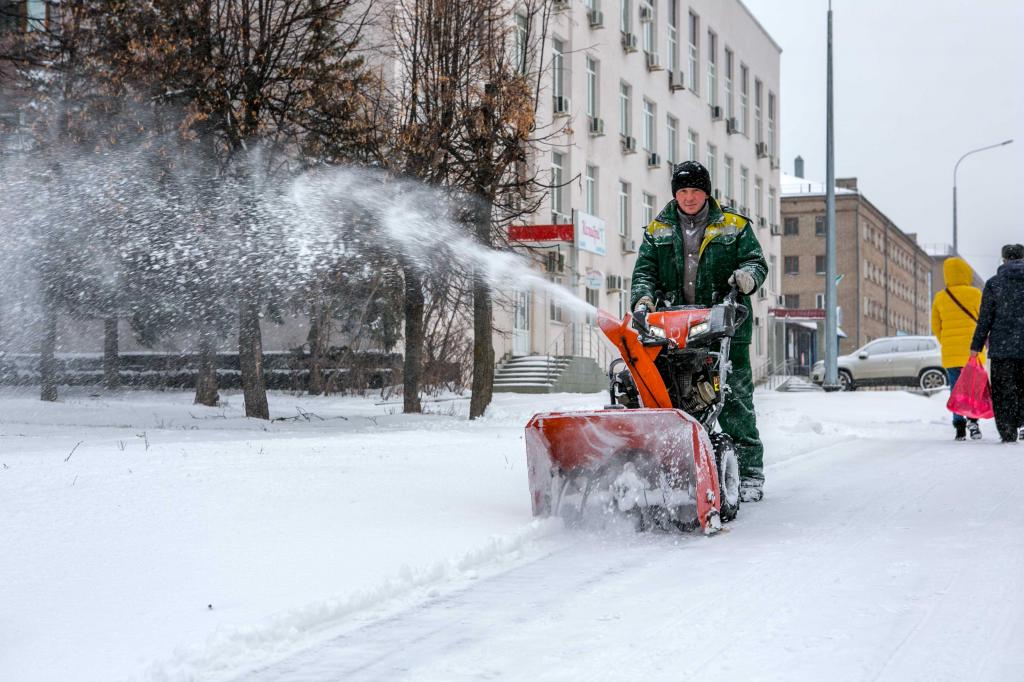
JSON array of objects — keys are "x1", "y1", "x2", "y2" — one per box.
[
  {"x1": 706, "y1": 143, "x2": 717, "y2": 191},
  {"x1": 816, "y1": 255, "x2": 826, "y2": 275},
  {"x1": 754, "y1": 78, "x2": 763, "y2": 145},
  {"x1": 768, "y1": 91, "x2": 777, "y2": 157},
  {"x1": 550, "y1": 278, "x2": 564, "y2": 322},
  {"x1": 784, "y1": 255, "x2": 799, "y2": 275},
  {"x1": 619, "y1": 180, "x2": 631, "y2": 237},
  {"x1": 723, "y1": 155, "x2": 734, "y2": 202},
  {"x1": 586, "y1": 57, "x2": 599, "y2": 118},
  {"x1": 666, "y1": 115, "x2": 679, "y2": 165},
  {"x1": 687, "y1": 129, "x2": 698, "y2": 161},
  {"x1": 754, "y1": 177, "x2": 763, "y2": 223},
  {"x1": 642, "y1": 192, "x2": 655, "y2": 225},
  {"x1": 739, "y1": 64, "x2": 749, "y2": 136},
  {"x1": 769, "y1": 254, "x2": 778, "y2": 292},
  {"x1": 739, "y1": 166, "x2": 749, "y2": 212},
  {"x1": 688, "y1": 11, "x2": 699, "y2": 95},
  {"x1": 816, "y1": 293, "x2": 825, "y2": 309},
  {"x1": 551, "y1": 152, "x2": 565, "y2": 220},
  {"x1": 784, "y1": 216, "x2": 799, "y2": 235},
  {"x1": 724, "y1": 47, "x2": 734, "y2": 120},
  {"x1": 768, "y1": 187, "x2": 776, "y2": 228},
  {"x1": 585, "y1": 164, "x2": 598, "y2": 216},
  {"x1": 515, "y1": 13, "x2": 529, "y2": 74},
  {"x1": 642, "y1": 99, "x2": 655, "y2": 152},
  {"x1": 815, "y1": 214, "x2": 826, "y2": 236},
  {"x1": 585, "y1": 287, "x2": 600, "y2": 324},
  {"x1": 619, "y1": 82, "x2": 631, "y2": 136},
  {"x1": 552, "y1": 38, "x2": 565, "y2": 101},
  {"x1": 641, "y1": 0, "x2": 655, "y2": 54},
  {"x1": 620, "y1": 0, "x2": 632, "y2": 34},
  {"x1": 706, "y1": 29, "x2": 717, "y2": 106},
  {"x1": 667, "y1": 0, "x2": 678, "y2": 72},
  {"x1": 784, "y1": 294, "x2": 800, "y2": 309}
]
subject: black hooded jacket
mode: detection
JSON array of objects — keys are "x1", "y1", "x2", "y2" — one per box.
[{"x1": 971, "y1": 259, "x2": 1024, "y2": 359}]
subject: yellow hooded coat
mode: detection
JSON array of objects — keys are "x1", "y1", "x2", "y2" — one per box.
[{"x1": 930, "y1": 257, "x2": 985, "y2": 367}]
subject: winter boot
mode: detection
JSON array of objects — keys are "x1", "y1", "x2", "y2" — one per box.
[
  {"x1": 954, "y1": 423, "x2": 966, "y2": 441},
  {"x1": 1018, "y1": 426, "x2": 1024, "y2": 442},
  {"x1": 967, "y1": 420, "x2": 982, "y2": 441},
  {"x1": 739, "y1": 477, "x2": 763, "y2": 502}
]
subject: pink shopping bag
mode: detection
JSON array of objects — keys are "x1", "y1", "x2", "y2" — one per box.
[{"x1": 946, "y1": 356, "x2": 995, "y2": 420}]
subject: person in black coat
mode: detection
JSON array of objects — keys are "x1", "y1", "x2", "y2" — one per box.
[{"x1": 970, "y1": 243, "x2": 1024, "y2": 443}]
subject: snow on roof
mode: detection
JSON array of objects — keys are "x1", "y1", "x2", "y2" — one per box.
[{"x1": 780, "y1": 172, "x2": 858, "y2": 197}]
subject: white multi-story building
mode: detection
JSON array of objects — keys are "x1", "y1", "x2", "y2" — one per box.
[{"x1": 496, "y1": 0, "x2": 783, "y2": 378}]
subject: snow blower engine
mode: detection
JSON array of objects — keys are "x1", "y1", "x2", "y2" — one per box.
[{"x1": 525, "y1": 286, "x2": 748, "y2": 534}]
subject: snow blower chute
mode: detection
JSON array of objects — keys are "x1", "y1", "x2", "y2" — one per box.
[{"x1": 525, "y1": 287, "x2": 748, "y2": 533}]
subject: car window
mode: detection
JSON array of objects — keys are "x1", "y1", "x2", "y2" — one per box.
[
  {"x1": 865, "y1": 340, "x2": 895, "y2": 355},
  {"x1": 895, "y1": 339, "x2": 923, "y2": 353}
]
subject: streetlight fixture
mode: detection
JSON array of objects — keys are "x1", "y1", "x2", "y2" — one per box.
[{"x1": 953, "y1": 139, "x2": 1013, "y2": 255}]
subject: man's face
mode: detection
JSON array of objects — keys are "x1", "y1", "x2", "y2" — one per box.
[{"x1": 675, "y1": 188, "x2": 708, "y2": 215}]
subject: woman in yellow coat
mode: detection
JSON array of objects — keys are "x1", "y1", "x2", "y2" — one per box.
[{"x1": 931, "y1": 256, "x2": 986, "y2": 441}]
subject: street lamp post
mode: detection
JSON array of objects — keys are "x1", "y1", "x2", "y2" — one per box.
[{"x1": 953, "y1": 139, "x2": 1013, "y2": 255}]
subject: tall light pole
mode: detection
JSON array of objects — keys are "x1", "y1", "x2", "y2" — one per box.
[
  {"x1": 953, "y1": 139, "x2": 1013, "y2": 254},
  {"x1": 822, "y1": 0, "x2": 839, "y2": 391}
]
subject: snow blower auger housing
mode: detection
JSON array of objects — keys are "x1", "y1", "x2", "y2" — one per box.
[{"x1": 525, "y1": 287, "x2": 748, "y2": 534}]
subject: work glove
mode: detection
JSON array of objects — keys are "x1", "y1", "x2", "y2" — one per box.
[
  {"x1": 728, "y1": 269, "x2": 756, "y2": 295},
  {"x1": 633, "y1": 296, "x2": 654, "y2": 312}
]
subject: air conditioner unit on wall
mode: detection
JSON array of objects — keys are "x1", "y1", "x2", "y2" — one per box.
[
  {"x1": 756, "y1": 142, "x2": 769, "y2": 158},
  {"x1": 552, "y1": 0, "x2": 570, "y2": 11},
  {"x1": 621, "y1": 135, "x2": 637, "y2": 154},
  {"x1": 621, "y1": 31, "x2": 638, "y2": 53},
  {"x1": 639, "y1": 5, "x2": 653, "y2": 22},
  {"x1": 669, "y1": 70, "x2": 685, "y2": 91},
  {"x1": 553, "y1": 96, "x2": 570, "y2": 116},
  {"x1": 589, "y1": 116, "x2": 605, "y2": 136},
  {"x1": 758, "y1": 216, "x2": 767, "y2": 227},
  {"x1": 770, "y1": 223, "x2": 781, "y2": 235},
  {"x1": 726, "y1": 117, "x2": 739, "y2": 134},
  {"x1": 710, "y1": 105, "x2": 723, "y2": 120},
  {"x1": 588, "y1": 9, "x2": 604, "y2": 28},
  {"x1": 645, "y1": 51, "x2": 663, "y2": 71},
  {"x1": 621, "y1": 238, "x2": 638, "y2": 254},
  {"x1": 647, "y1": 152, "x2": 661, "y2": 168}
]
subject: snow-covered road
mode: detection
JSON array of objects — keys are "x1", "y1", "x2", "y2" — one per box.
[
  {"x1": 238, "y1": 431, "x2": 1024, "y2": 682},
  {"x1": 2, "y1": 387, "x2": 1023, "y2": 681}
]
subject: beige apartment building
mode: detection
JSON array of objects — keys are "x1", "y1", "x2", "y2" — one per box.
[
  {"x1": 779, "y1": 174, "x2": 932, "y2": 365},
  {"x1": 494, "y1": 0, "x2": 784, "y2": 386}
]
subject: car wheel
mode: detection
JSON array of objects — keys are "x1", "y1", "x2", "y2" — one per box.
[
  {"x1": 839, "y1": 369, "x2": 855, "y2": 391},
  {"x1": 919, "y1": 368, "x2": 947, "y2": 391}
]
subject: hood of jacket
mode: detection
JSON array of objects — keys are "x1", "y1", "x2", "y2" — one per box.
[
  {"x1": 943, "y1": 256, "x2": 973, "y2": 287},
  {"x1": 998, "y1": 259, "x2": 1024, "y2": 279}
]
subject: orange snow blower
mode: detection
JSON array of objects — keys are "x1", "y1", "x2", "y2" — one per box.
[{"x1": 525, "y1": 287, "x2": 747, "y2": 533}]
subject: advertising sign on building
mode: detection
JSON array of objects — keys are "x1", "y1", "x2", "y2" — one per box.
[
  {"x1": 584, "y1": 269, "x2": 604, "y2": 290},
  {"x1": 575, "y1": 211, "x2": 606, "y2": 256}
]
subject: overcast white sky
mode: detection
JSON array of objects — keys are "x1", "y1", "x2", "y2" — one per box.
[{"x1": 742, "y1": 0, "x2": 1024, "y2": 279}]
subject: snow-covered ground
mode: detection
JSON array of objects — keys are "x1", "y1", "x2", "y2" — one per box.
[{"x1": 2, "y1": 386, "x2": 1022, "y2": 681}]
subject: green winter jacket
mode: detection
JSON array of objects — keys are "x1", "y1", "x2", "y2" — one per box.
[{"x1": 630, "y1": 198, "x2": 768, "y2": 344}]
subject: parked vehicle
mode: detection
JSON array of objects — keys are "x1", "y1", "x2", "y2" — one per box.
[{"x1": 811, "y1": 336, "x2": 946, "y2": 391}]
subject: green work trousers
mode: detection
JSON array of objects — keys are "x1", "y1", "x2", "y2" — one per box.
[{"x1": 719, "y1": 342, "x2": 764, "y2": 481}]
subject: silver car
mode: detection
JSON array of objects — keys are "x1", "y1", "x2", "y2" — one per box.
[{"x1": 811, "y1": 335, "x2": 947, "y2": 391}]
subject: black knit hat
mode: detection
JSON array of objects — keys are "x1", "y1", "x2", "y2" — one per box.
[
  {"x1": 671, "y1": 161, "x2": 712, "y2": 196},
  {"x1": 1001, "y1": 243, "x2": 1024, "y2": 261}
]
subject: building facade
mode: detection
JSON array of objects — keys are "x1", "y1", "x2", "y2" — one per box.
[
  {"x1": 494, "y1": 0, "x2": 783, "y2": 378},
  {"x1": 779, "y1": 174, "x2": 932, "y2": 365}
]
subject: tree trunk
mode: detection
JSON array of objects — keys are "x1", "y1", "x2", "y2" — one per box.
[
  {"x1": 238, "y1": 293, "x2": 269, "y2": 419},
  {"x1": 103, "y1": 317, "x2": 120, "y2": 390},
  {"x1": 40, "y1": 297, "x2": 58, "y2": 402},
  {"x1": 469, "y1": 200, "x2": 495, "y2": 419},
  {"x1": 402, "y1": 263, "x2": 424, "y2": 414},
  {"x1": 307, "y1": 301, "x2": 332, "y2": 395},
  {"x1": 194, "y1": 316, "x2": 220, "y2": 407}
]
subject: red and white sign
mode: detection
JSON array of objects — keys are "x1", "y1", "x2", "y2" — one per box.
[
  {"x1": 769, "y1": 308, "x2": 826, "y2": 319},
  {"x1": 509, "y1": 223, "x2": 574, "y2": 242}
]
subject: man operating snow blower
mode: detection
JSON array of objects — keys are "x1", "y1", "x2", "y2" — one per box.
[{"x1": 631, "y1": 161, "x2": 769, "y2": 501}]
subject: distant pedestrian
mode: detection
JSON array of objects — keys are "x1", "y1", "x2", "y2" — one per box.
[
  {"x1": 930, "y1": 257, "x2": 985, "y2": 441},
  {"x1": 970, "y1": 244, "x2": 1024, "y2": 443}
]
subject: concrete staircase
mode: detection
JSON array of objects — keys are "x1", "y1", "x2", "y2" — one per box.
[
  {"x1": 776, "y1": 375, "x2": 824, "y2": 392},
  {"x1": 493, "y1": 355, "x2": 607, "y2": 394}
]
